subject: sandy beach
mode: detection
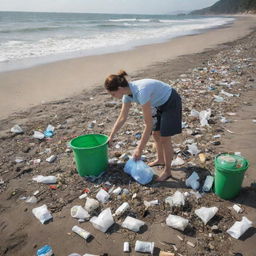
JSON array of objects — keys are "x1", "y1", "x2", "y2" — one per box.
[
  {"x1": 0, "y1": 15, "x2": 256, "y2": 119},
  {"x1": 0, "y1": 14, "x2": 256, "y2": 256}
]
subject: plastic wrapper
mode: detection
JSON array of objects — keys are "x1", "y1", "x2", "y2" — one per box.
[
  {"x1": 135, "y1": 240, "x2": 154, "y2": 254},
  {"x1": 121, "y1": 216, "x2": 145, "y2": 232},
  {"x1": 227, "y1": 216, "x2": 252, "y2": 239},
  {"x1": 166, "y1": 214, "x2": 189, "y2": 231},
  {"x1": 96, "y1": 189, "x2": 110, "y2": 203},
  {"x1": 195, "y1": 206, "x2": 218, "y2": 224},
  {"x1": 165, "y1": 191, "x2": 185, "y2": 207},
  {"x1": 32, "y1": 175, "x2": 57, "y2": 184},
  {"x1": 84, "y1": 198, "x2": 99, "y2": 213},
  {"x1": 32, "y1": 204, "x2": 52, "y2": 224}
]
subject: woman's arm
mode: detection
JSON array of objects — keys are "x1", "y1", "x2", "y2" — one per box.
[
  {"x1": 108, "y1": 102, "x2": 131, "y2": 143},
  {"x1": 133, "y1": 101, "x2": 153, "y2": 159}
]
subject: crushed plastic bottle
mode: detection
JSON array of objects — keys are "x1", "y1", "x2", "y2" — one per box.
[{"x1": 37, "y1": 245, "x2": 53, "y2": 256}]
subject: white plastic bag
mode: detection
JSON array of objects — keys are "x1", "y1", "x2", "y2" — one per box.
[
  {"x1": 84, "y1": 198, "x2": 99, "y2": 213},
  {"x1": 165, "y1": 191, "x2": 185, "y2": 207},
  {"x1": 195, "y1": 207, "x2": 218, "y2": 225},
  {"x1": 90, "y1": 208, "x2": 114, "y2": 233},
  {"x1": 124, "y1": 159, "x2": 154, "y2": 185},
  {"x1": 166, "y1": 214, "x2": 189, "y2": 231},
  {"x1": 96, "y1": 189, "x2": 110, "y2": 203},
  {"x1": 71, "y1": 206, "x2": 90, "y2": 220},
  {"x1": 227, "y1": 216, "x2": 252, "y2": 239},
  {"x1": 32, "y1": 175, "x2": 57, "y2": 184},
  {"x1": 121, "y1": 216, "x2": 145, "y2": 232},
  {"x1": 32, "y1": 204, "x2": 52, "y2": 224},
  {"x1": 135, "y1": 240, "x2": 154, "y2": 254}
]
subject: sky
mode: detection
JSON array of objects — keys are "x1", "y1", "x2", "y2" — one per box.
[{"x1": 0, "y1": 0, "x2": 218, "y2": 14}]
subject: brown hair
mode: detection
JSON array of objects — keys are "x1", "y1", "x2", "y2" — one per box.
[{"x1": 104, "y1": 70, "x2": 128, "y2": 91}]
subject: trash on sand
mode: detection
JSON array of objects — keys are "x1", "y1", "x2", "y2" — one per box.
[
  {"x1": 187, "y1": 143, "x2": 200, "y2": 156},
  {"x1": 227, "y1": 216, "x2": 252, "y2": 239},
  {"x1": 144, "y1": 200, "x2": 159, "y2": 208},
  {"x1": 71, "y1": 206, "x2": 90, "y2": 220},
  {"x1": 232, "y1": 204, "x2": 243, "y2": 213},
  {"x1": 198, "y1": 153, "x2": 206, "y2": 163},
  {"x1": 124, "y1": 159, "x2": 154, "y2": 185},
  {"x1": 112, "y1": 186, "x2": 122, "y2": 195},
  {"x1": 195, "y1": 207, "x2": 218, "y2": 225},
  {"x1": 135, "y1": 240, "x2": 154, "y2": 254},
  {"x1": 199, "y1": 109, "x2": 211, "y2": 126},
  {"x1": 114, "y1": 202, "x2": 130, "y2": 216},
  {"x1": 44, "y1": 124, "x2": 55, "y2": 137},
  {"x1": 37, "y1": 245, "x2": 53, "y2": 256},
  {"x1": 165, "y1": 191, "x2": 185, "y2": 207},
  {"x1": 123, "y1": 242, "x2": 130, "y2": 252},
  {"x1": 121, "y1": 216, "x2": 145, "y2": 232},
  {"x1": 171, "y1": 156, "x2": 185, "y2": 166},
  {"x1": 46, "y1": 155, "x2": 56, "y2": 163},
  {"x1": 96, "y1": 189, "x2": 110, "y2": 203},
  {"x1": 25, "y1": 196, "x2": 38, "y2": 204},
  {"x1": 185, "y1": 171, "x2": 200, "y2": 190},
  {"x1": 72, "y1": 225, "x2": 91, "y2": 241},
  {"x1": 166, "y1": 214, "x2": 189, "y2": 231},
  {"x1": 33, "y1": 131, "x2": 45, "y2": 139},
  {"x1": 202, "y1": 175, "x2": 214, "y2": 192},
  {"x1": 84, "y1": 198, "x2": 100, "y2": 213},
  {"x1": 90, "y1": 208, "x2": 114, "y2": 233},
  {"x1": 10, "y1": 124, "x2": 23, "y2": 134},
  {"x1": 32, "y1": 204, "x2": 53, "y2": 224},
  {"x1": 32, "y1": 175, "x2": 57, "y2": 184}
]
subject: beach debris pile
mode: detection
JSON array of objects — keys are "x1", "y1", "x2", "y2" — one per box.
[{"x1": 0, "y1": 29, "x2": 256, "y2": 256}]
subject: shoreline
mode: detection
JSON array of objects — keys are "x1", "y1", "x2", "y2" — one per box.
[{"x1": 0, "y1": 15, "x2": 256, "y2": 120}]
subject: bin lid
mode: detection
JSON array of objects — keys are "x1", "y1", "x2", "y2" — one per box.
[{"x1": 215, "y1": 153, "x2": 248, "y2": 171}]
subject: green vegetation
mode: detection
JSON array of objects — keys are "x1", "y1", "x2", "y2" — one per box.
[{"x1": 191, "y1": 0, "x2": 256, "y2": 14}]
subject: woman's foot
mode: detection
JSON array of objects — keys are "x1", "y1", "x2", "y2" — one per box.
[
  {"x1": 148, "y1": 159, "x2": 165, "y2": 167},
  {"x1": 156, "y1": 170, "x2": 172, "y2": 181}
]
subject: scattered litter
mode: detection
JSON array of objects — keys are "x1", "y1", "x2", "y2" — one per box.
[
  {"x1": 171, "y1": 156, "x2": 185, "y2": 166},
  {"x1": 32, "y1": 204, "x2": 52, "y2": 224},
  {"x1": 185, "y1": 172, "x2": 200, "y2": 190},
  {"x1": 84, "y1": 198, "x2": 100, "y2": 213},
  {"x1": 187, "y1": 241, "x2": 196, "y2": 248},
  {"x1": 121, "y1": 216, "x2": 145, "y2": 232},
  {"x1": 72, "y1": 225, "x2": 91, "y2": 241},
  {"x1": 96, "y1": 189, "x2": 110, "y2": 203},
  {"x1": 90, "y1": 208, "x2": 114, "y2": 232},
  {"x1": 46, "y1": 155, "x2": 56, "y2": 163},
  {"x1": 165, "y1": 191, "x2": 185, "y2": 207},
  {"x1": 135, "y1": 240, "x2": 154, "y2": 254},
  {"x1": 195, "y1": 207, "x2": 218, "y2": 225},
  {"x1": 232, "y1": 204, "x2": 243, "y2": 213},
  {"x1": 227, "y1": 217, "x2": 252, "y2": 239},
  {"x1": 32, "y1": 175, "x2": 57, "y2": 184},
  {"x1": 33, "y1": 131, "x2": 45, "y2": 139},
  {"x1": 25, "y1": 196, "x2": 37, "y2": 204},
  {"x1": 114, "y1": 202, "x2": 130, "y2": 216},
  {"x1": 202, "y1": 176, "x2": 214, "y2": 192},
  {"x1": 71, "y1": 206, "x2": 90, "y2": 220},
  {"x1": 123, "y1": 242, "x2": 130, "y2": 252},
  {"x1": 166, "y1": 214, "x2": 189, "y2": 231},
  {"x1": 36, "y1": 245, "x2": 53, "y2": 256},
  {"x1": 10, "y1": 124, "x2": 23, "y2": 134}
]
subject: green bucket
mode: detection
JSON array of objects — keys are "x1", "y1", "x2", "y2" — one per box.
[
  {"x1": 70, "y1": 134, "x2": 109, "y2": 177},
  {"x1": 214, "y1": 153, "x2": 249, "y2": 199}
]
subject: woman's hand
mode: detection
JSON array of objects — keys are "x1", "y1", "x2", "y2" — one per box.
[{"x1": 132, "y1": 147, "x2": 142, "y2": 160}]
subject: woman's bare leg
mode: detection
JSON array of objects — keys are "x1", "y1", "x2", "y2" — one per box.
[
  {"x1": 148, "y1": 131, "x2": 165, "y2": 166},
  {"x1": 156, "y1": 136, "x2": 174, "y2": 181}
]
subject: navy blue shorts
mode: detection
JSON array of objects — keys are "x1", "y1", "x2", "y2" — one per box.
[{"x1": 152, "y1": 89, "x2": 182, "y2": 136}]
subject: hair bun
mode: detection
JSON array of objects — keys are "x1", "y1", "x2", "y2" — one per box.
[{"x1": 118, "y1": 70, "x2": 128, "y2": 77}]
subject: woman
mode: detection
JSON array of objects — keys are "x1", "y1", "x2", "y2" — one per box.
[{"x1": 104, "y1": 70, "x2": 182, "y2": 181}]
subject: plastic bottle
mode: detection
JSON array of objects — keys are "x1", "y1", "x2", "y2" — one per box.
[
  {"x1": 123, "y1": 242, "x2": 130, "y2": 252},
  {"x1": 202, "y1": 175, "x2": 214, "y2": 192},
  {"x1": 72, "y1": 225, "x2": 91, "y2": 240},
  {"x1": 37, "y1": 245, "x2": 53, "y2": 256},
  {"x1": 114, "y1": 202, "x2": 129, "y2": 216}
]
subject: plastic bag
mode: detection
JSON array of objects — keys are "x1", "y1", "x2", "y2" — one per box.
[
  {"x1": 32, "y1": 175, "x2": 57, "y2": 184},
  {"x1": 195, "y1": 207, "x2": 218, "y2": 225},
  {"x1": 124, "y1": 159, "x2": 154, "y2": 185},
  {"x1": 185, "y1": 171, "x2": 200, "y2": 190},
  {"x1": 121, "y1": 216, "x2": 145, "y2": 232},
  {"x1": 32, "y1": 204, "x2": 52, "y2": 224},
  {"x1": 165, "y1": 191, "x2": 185, "y2": 207},
  {"x1": 166, "y1": 214, "x2": 189, "y2": 231},
  {"x1": 227, "y1": 216, "x2": 252, "y2": 239}
]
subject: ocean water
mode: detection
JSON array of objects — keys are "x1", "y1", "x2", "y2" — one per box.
[{"x1": 0, "y1": 11, "x2": 235, "y2": 72}]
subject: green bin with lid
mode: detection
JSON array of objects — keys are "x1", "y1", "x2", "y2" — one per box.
[
  {"x1": 70, "y1": 134, "x2": 109, "y2": 177},
  {"x1": 214, "y1": 153, "x2": 249, "y2": 199}
]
